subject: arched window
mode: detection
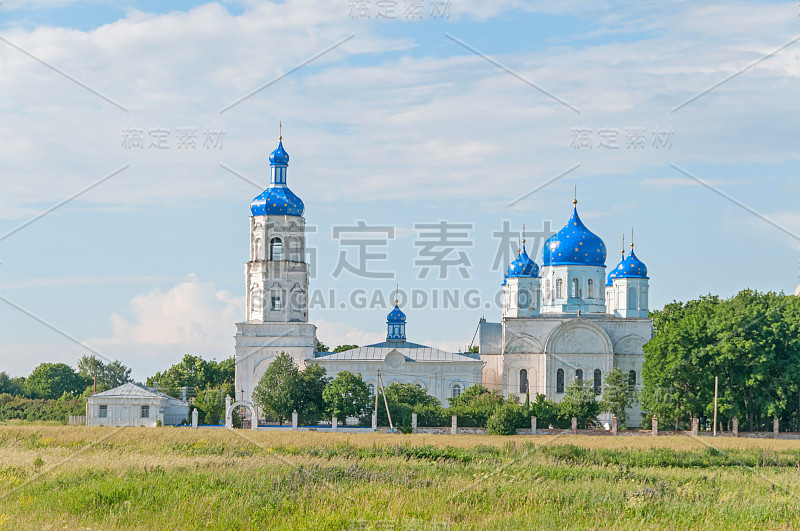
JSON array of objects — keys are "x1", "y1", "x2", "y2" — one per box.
[
  {"x1": 628, "y1": 370, "x2": 636, "y2": 393},
  {"x1": 594, "y1": 369, "x2": 602, "y2": 395},
  {"x1": 519, "y1": 369, "x2": 528, "y2": 394},
  {"x1": 556, "y1": 368, "x2": 565, "y2": 393},
  {"x1": 571, "y1": 278, "x2": 579, "y2": 298},
  {"x1": 587, "y1": 279, "x2": 594, "y2": 299},
  {"x1": 575, "y1": 369, "x2": 583, "y2": 382},
  {"x1": 270, "y1": 237, "x2": 282, "y2": 261},
  {"x1": 556, "y1": 278, "x2": 563, "y2": 299},
  {"x1": 451, "y1": 383, "x2": 462, "y2": 398},
  {"x1": 254, "y1": 238, "x2": 263, "y2": 260},
  {"x1": 367, "y1": 383, "x2": 375, "y2": 396}
]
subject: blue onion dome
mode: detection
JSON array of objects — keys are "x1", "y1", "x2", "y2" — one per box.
[
  {"x1": 250, "y1": 187, "x2": 304, "y2": 216},
  {"x1": 613, "y1": 246, "x2": 648, "y2": 279},
  {"x1": 506, "y1": 246, "x2": 539, "y2": 280},
  {"x1": 543, "y1": 202, "x2": 606, "y2": 267},
  {"x1": 606, "y1": 268, "x2": 619, "y2": 286},
  {"x1": 387, "y1": 304, "x2": 406, "y2": 323},
  {"x1": 269, "y1": 140, "x2": 289, "y2": 165}
]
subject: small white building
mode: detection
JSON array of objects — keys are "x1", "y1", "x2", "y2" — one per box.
[
  {"x1": 309, "y1": 302, "x2": 484, "y2": 407},
  {"x1": 86, "y1": 382, "x2": 190, "y2": 427}
]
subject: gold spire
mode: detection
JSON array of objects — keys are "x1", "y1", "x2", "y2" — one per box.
[
  {"x1": 573, "y1": 184, "x2": 578, "y2": 206},
  {"x1": 517, "y1": 232, "x2": 521, "y2": 255},
  {"x1": 279, "y1": 121, "x2": 282, "y2": 141},
  {"x1": 522, "y1": 223, "x2": 526, "y2": 246},
  {"x1": 394, "y1": 284, "x2": 399, "y2": 306},
  {"x1": 630, "y1": 227, "x2": 635, "y2": 250},
  {"x1": 621, "y1": 234, "x2": 625, "y2": 257}
]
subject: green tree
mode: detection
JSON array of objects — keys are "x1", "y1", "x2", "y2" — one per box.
[
  {"x1": 252, "y1": 353, "x2": 301, "y2": 424},
  {"x1": 323, "y1": 371, "x2": 370, "y2": 420},
  {"x1": 446, "y1": 384, "x2": 504, "y2": 427},
  {"x1": 194, "y1": 384, "x2": 233, "y2": 425},
  {"x1": 559, "y1": 378, "x2": 599, "y2": 429},
  {"x1": 333, "y1": 344, "x2": 358, "y2": 353},
  {"x1": 146, "y1": 355, "x2": 234, "y2": 397},
  {"x1": 600, "y1": 367, "x2": 635, "y2": 426},
  {"x1": 78, "y1": 355, "x2": 133, "y2": 390},
  {"x1": 316, "y1": 341, "x2": 329, "y2": 352},
  {"x1": 375, "y1": 382, "x2": 444, "y2": 428},
  {"x1": 0, "y1": 372, "x2": 26, "y2": 396},
  {"x1": 297, "y1": 364, "x2": 329, "y2": 425},
  {"x1": 487, "y1": 403, "x2": 526, "y2": 435},
  {"x1": 26, "y1": 363, "x2": 87, "y2": 399}
]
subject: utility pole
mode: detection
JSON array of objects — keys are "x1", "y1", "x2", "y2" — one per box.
[
  {"x1": 713, "y1": 375, "x2": 718, "y2": 437},
  {"x1": 377, "y1": 370, "x2": 394, "y2": 432}
]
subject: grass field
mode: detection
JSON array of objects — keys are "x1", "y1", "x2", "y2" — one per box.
[{"x1": 1, "y1": 426, "x2": 799, "y2": 530}]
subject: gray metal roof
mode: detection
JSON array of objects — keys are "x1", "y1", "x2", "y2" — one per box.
[
  {"x1": 91, "y1": 382, "x2": 187, "y2": 403},
  {"x1": 312, "y1": 345, "x2": 481, "y2": 363}
]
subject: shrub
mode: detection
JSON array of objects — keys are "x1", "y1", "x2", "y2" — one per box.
[{"x1": 487, "y1": 403, "x2": 527, "y2": 435}]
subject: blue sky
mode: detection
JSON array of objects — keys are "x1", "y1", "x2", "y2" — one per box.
[{"x1": 1, "y1": 0, "x2": 799, "y2": 380}]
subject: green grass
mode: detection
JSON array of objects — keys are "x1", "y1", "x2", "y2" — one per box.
[{"x1": 0, "y1": 426, "x2": 799, "y2": 529}]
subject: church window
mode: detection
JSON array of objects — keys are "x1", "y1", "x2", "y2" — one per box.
[
  {"x1": 451, "y1": 383, "x2": 462, "y2": 398},
  {"x1": 575, "y1": 369, "x2": 583, "y2": 382},
  {"x1": 594, "y1": 369, "x2": 602, "y2": 395},
  {"x1": 587, "y1": 279, "x2": 594, "y2": 299},
  {"x1": 141, "y1": 405, "x2": 149, "y2": 418},
  {"x1": 270, "y1": 237, "x2": 282, "y2": 261},
  {"x1": 254, "y1": 238, "x2": 263, "y2": 260},
  {"x1": 556, "y1": 369, "x2": 564, "y2": 393},
  {"x1": 556, "y1": 279, "x2": 563, "y2": 298},
  {"x1": 640, "y1": 289, "x2": 648, "y2": 309},
  {"x1": 99, "y1": 405, "x2": 108, "y2": 418},
  {"x1": 519, "y1": 369, "x2": 528, "y2": 394},
  {"x1": 628, "y1": 370, "x2": 637, "y2": 393},
  {"x1": 571, "y1": 278, "x2": 579, "y2": 298},
  {"x1": 367, "y1": 383, "x2": 375, "y2": 396},
  {"x1": 251, "y1": 288, "x2": 262, "y2": 314},
  {"x1": 628, "y1": 289, "x2": 638, "y2": 309},
  {"x1": 545, "y1": 279, "x2": 551, "y2": 300},
  {"x1": 271, "y1": 296, "x2": 281, "y2": 311}
]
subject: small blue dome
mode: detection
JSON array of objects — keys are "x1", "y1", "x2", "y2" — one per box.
[
  {"x1": 612, "y1": 248, "x2": 648, "y2": 280},
  {"x1": 269, "y1": 140, "x2": 289, "y2": 165},
  {"x1": 543, "y1": 206, "x2": 606, "y2": 267},
  {"x1": 606, "y1": 268, "x2": 618, "y2": 287},
  {"x1": 250, "y1": 187, "x2": 304, "y2": 216},
  {"x1": 505, "y1": 246, "x2": 539, "y2": 283},
  {"x1": 387, "y1": 304, "x2": 406, "y2": 323}
]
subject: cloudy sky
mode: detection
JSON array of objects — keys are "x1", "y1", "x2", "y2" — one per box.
[{"x1": 1, "y1": 0, "x2": 799, "y2": 380}]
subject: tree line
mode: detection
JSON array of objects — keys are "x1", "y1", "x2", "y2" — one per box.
[
  {"x1": 252, "y1": 353, "x2": 636, "y2": 434},
  {"x1": 641, "y1": 289, "x2": 800, "y2": 432}
]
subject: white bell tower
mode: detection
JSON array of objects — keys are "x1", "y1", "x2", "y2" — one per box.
[{"x1": 235, "y1": 129, "x2": 317, "y2": 405}]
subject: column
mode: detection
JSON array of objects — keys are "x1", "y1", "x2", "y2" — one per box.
[
  {"x1": 571, "y1": 417, "x2": 577, "y2": 435},
  {"x1": 651, "y1": 416, "x2": 658, "y2": 437},
  {"x1": 732, "y1": 417, "x2": 739, "y2": 437},
  {"x1": 332, "y1": 417, "x2": 338, "y2": 432},
  {"x1": 773, "y1": 417, "x2": 780, "y2": 438},
  {"x1": 451, "y1": 415, "x2": 457, "y2": 435},
  {"x1": 691, "y1": 417, "x2": 699, "y2": 436},
  {"x1": 611, "y1": 415, "x2": 618, "y2": 436},
  {"x1": 411, "y1": 413, "x2": 418, "y2": 434},
  {"x1": 531, "y1": 416, "x2": 537, "y2": 436},
  {"x1": 292, "y1": 410, "x2": 298, "y2": 430},
  {"x1": 191, "y1": 409, "x2": 198, "y2": 429}
]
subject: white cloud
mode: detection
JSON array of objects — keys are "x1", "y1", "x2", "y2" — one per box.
[{"x1": 89, "y1": 278, "x2": 244, "y2": 362}]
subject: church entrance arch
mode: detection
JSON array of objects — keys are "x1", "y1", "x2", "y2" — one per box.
[{"x1": 225, "y1": 400, "x2": 259, "y2": 431}]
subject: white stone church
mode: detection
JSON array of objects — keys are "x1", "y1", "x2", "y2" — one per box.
[{"x1": 235, "y1": 135, "x2": 652, "y2": 425}]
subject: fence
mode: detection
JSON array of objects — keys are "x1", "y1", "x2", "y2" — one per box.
[{"x1": 68, "y1": 415, "x2": 86, "y2": 426}]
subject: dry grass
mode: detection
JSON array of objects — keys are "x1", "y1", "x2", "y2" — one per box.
[{"x1": 0, "y1": 425, "x2": 798, "y2": 530}]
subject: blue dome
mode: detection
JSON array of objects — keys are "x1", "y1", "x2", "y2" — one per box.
[
  {"x1": 505, "y1": 246, "x2": 539, "y2": 283},
  {"x1": 250, "y1": 137, "x2": 304, "y2": 216},
  {"x1": 612, "y1": 248, "x2": 648, "y2": 280},
  {"x1": 269, "y1": 140, "x2": 289, "y2": 165},
  {"x1": 606, "y1": 268, "x2": 618, "y2": 287},
  {"x1": 387, "y1": 304, "x2": 406, "y2": 323},
  {"x1": 250, "y1": 187, "x2": 305, "y2": 216},
  {"x1": 543, "y1": 206, "x2": 606, "y2": 267}
]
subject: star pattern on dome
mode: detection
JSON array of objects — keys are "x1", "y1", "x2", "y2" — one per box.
[
  {"x1": 543, "y1": 207, "x2": 607, "y2": 267},
  {"x1": 387, "y1": 304, "x2": 406, "y2": 323},
  {"x1": 504, "y1": 245, "x2": 539, "y2": 285},
  {"x1": 613, "y1": 249, "x2": 648, "y2": 280}
]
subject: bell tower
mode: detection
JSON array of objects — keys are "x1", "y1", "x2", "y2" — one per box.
[{"x1": 235, "y1": 128, "x2": 317, "y2": 405}]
